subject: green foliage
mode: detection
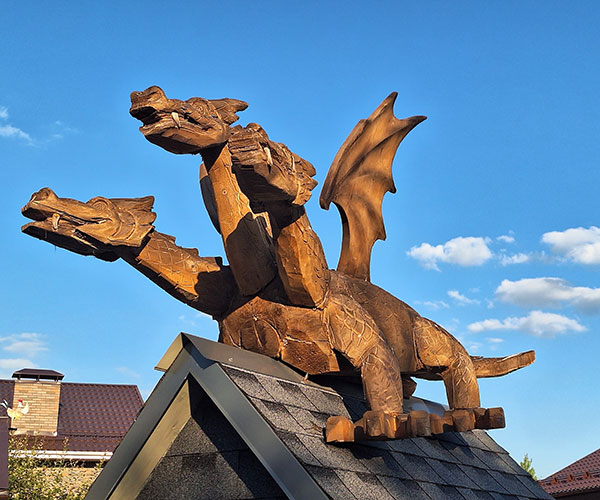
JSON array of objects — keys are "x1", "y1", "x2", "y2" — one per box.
[
  {"x1": 8, "y1": 436, "x2": 101, "y2": 500},
  {"x1": 519, "y1": 453, "x2": 537, "y2": 480}
]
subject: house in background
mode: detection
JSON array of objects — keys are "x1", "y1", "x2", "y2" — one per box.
[
  {"x1": 0, "y1": 368, "x2": 143, "y2": 468},
  {"x1": 539, "y1": 448, "x2": 600, "y2": 499}
]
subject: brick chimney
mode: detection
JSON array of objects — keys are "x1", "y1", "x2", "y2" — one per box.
[{"x1": 11, "y1": 369, "x2": 64, "y2": 435}]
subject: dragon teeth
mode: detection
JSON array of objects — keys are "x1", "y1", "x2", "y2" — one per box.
[
  {"x1": 263, "y1": 146, "x2": 273, "y2": 165},
  {"x1": 171, "y1": 112, "x2": 181, "y2": 128},
  {"x1": 52, "y1": 213, "x2": 60, "y2": 230}
]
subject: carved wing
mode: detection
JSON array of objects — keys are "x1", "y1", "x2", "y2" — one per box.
[{"x1": 319, "y1": 92, "x2": 426, "y2": 281}]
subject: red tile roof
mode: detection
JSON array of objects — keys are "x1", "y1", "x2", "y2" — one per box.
[
  {"x1": 0, "y1": 379, "x2": 143, "y2": 453},
  {"x1": 58, "y1": 383, "x2": 143, "y2": 438},
  {"x1": 539, "y1": 448, "x2": 600, "y2": 496}
]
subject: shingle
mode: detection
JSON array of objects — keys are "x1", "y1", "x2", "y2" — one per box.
[
  {"x1": 334, "y1": 470, "x2": 395, "y2": 500},
  {"x1": 391, "y1": 452, "x2": 443, "y2": 482},
  {"x1": 297, "y1": 435, "x2": 370, "y2": 473},
  {"x1": 441, "y1": 440, "x2": 489, "y2": 468},
  {"x1": 377, "y1": 476, "x2": 432, "y2": 500},
  {"x1": 349, "y1": 445, "x2": 412, "y2": 479},
  {"x1": 304, "y1": 466, "x2": 356, "y2": 500},
  {"x1": 489, "y1": 493, "x2": 520, "y2": 500},
  {"x1": 472, "y1": 431, "x2": 509, "y2": 454},
  {"x1": 275, "y1": 431, "x2": 321, "y2": 467},
  {"x1": 238, "y1": 449, "x2": 290, "y2": 498},
  {"x1": 299, "y1": 384, "x2": 350, "y2": 416},
  {"x1": 459, "y1": 464, "x2": 509, "y2": 494},
  {"x1": 437, "y1": 431, "x2": 469, "y2": 447},
  {"x1": 459, "y1": 431, "x2": 493, "y2": 451},
  {"x1": 424, "y1": 458, "x2": 479, "y2": 489},
  {"x1": 471, "y1": 447, "x2": 517, "y2": 473},
  {"x1": 255, "y1": 375, "x2": 317, "y2": 410},
  {"x1": 223, "y1": 366, "x2": 275, "y2": 401},
  {"x1": 249, "y1": 397, "x2": 304, "y2": 433},
  {"x1": 387, "y1": 437, "x2": 428, "y2": 456},
  {"x1": 488, "y1": 471, "x2": 537, "y2": 497},
  {"x1": 413, "y1": 436, "x2": 457, "y2": 462},
  {"x1": 286, "y1": 406, "x2": 329, "y2": 436},
  {"x1": 457, "y1": 487, "x2": 495, "y2": 500},
  {"x1": 497, "y1": 453, "x2": 532, "y2": 477},
  {"x1": 515, "y1": 474, "x2": 552, "y2": 498},
  {"x1": 420, "y1": 482, "x2": 466, "y2": 500}
]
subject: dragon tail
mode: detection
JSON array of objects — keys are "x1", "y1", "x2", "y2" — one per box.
[{"x1": 472, "y1": 350, "x2": 535, "y2": 378}]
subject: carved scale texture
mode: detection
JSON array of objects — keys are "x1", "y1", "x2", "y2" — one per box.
[
  {"x1": 125, "y1": 232, "x2": 234, "y2": 318},
  {"x1": 324, "y1": 293, "x2": 404, "y2": 412},
  {"x1": 413, "y1": 317, "x2": 480, "y2": 409}
]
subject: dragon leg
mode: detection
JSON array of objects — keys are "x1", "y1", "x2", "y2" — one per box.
[
  {"x1": 413, "y1": 317, "x2": 480, "y2": 409},
  {"x1": 324, "y1": 294, "x2": 404, "y2": 412}
]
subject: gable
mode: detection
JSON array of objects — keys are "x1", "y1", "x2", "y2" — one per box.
[{"x1": 86, "y1": 333, "x2": 551, "y2": 500}]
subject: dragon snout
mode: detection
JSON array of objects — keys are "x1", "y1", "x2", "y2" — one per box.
[
  {"x1": 30, "y1": 187, "x2": 57, "y2": 202},
  {"x1": 21, "y1": 187, "x2": 58, "y2": 220}
]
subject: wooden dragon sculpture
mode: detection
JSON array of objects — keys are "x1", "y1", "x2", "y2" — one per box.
[{"x1": 22, "y1": 86, "x2": 535, "y2": 441}]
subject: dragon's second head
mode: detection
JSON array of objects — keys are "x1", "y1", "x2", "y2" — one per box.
[
  {"x1": 22, "y1": 188, "x2": 156, "y2": 261},
  {"x1": 129, "y1": 86, "x2": 248, "y2": 155},
  {"x1": 229, "y1": 123, "x2": 318, "y2": 208}
]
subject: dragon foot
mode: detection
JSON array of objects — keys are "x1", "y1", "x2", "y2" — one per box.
[{"x1": 325, "y1": 407, "x2": 505, "y2": 443}]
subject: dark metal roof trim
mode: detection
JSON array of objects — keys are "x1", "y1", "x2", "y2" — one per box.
[
  {"x1": 156, "y1": 332, "x2": 306, "y2": 383},
  {"x1": 184, "y1": 342, "x2": 328, "y2": 500},
  {"x1": 86, "y1": 338, "x2": 328, "y2": 500},
  {"x1": 12, "y1": 368, "x2": 64, "y2": 380}
]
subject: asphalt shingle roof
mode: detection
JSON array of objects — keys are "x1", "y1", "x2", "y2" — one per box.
[{"x1": 221, "y1": 363, "x2": 552, "y2": 499}]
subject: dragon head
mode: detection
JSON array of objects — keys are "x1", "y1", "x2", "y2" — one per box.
[
  {"x1": 22, "y1": 187, "x2": 156, "y2": 261},
  {"x1": 229, "y1": 123, "x2": 318, "y2": 208},
  {"x1": 129, "y1": 86, "x2": 248, "y2": 155}
]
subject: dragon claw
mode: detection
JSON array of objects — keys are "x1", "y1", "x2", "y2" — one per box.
[{"x1": 325, "y1": 407, "x2": 505, "y2": 443}]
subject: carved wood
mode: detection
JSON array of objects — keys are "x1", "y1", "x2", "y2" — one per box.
[
  {"x1": 201, "y1": 146, "x2": 277, "y2": 296},
  {"x1": 22, "y1": 86, "x2": 536, "y2": 441},
  {"x1": 320, "y1": 92, "x2": 426, "y2": 281}
]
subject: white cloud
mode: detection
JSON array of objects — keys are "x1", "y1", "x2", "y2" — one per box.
[
  {"x1": 495, "y1": 277, "x2": 600, "y2": 314},
  {"x1": 0, "y1": 359, "x2": 36, "y2": 378},
  {"x1": 418, "y1": 300, "x2": 449, "y2": 310},
  {"x1": 500, "y1": 253, "x2": 531, "y2": 266},
  {"x1": 408, "y1": 236, "x2": 493, "y2": 270},
  {"x1": 0, "y1": 106, "x2": 8, "y2": 120},
  {"x1": 0, "y1": 333, "x2": 47, "y2": 357},
  {"x1": 497, "y1": 235, "x2": 515, "y2": 243},
  {"x1": 0, "y1": 333, "x2": 46, "y2": 379},
  {"x1": 0, "y1": 124, "x2": 33, "y2": 143},
  {"x1": 468, "y1": 310, "x2": 586, "y2": 337},
  {"x1": 542, "y1": 226, "x2": 600, "y2": 264},
  {"x1": 448, "y1": 290, "x2": 479, "y2": 305},
  {"x1": 486, "y1": 337, "x2": 504, "y2": 343},
  {"x1": 116, "y1": 366, "x2": 140, "y2": 379}
]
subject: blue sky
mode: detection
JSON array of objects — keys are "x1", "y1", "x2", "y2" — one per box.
[{"x1": 2, "y1": 1, "x2": 599, "y2": 478}]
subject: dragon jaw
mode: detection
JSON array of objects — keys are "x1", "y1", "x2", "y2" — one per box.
[
  {"x1": 129, "y1": 86, "x2": 247, "y2": 155},
  {"x1": 21, "y1": 187, "x2": 155, "y2": 261}
]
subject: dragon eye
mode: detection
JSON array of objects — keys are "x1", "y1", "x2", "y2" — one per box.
[{"x1": 88, "y1": 197, "x2": 111, "y2": 211}]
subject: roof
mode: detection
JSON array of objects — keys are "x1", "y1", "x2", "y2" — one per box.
[
  {"x1": 0, "y1": 378, "x2": 143, "y2": 454},
  {"x1": 87, "y1": 333, "x2": 552, "y2": 500},
  {"x1": 12, "y1": 368, "x2": 64, "y2": 380},
  {"x1": 539, "y1": 448, "x2": 600, "y2": 497}
]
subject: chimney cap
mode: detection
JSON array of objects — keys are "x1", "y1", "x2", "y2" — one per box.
[{"x1": 12, "y1": 368, "x2": 64, "y2": 381}]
